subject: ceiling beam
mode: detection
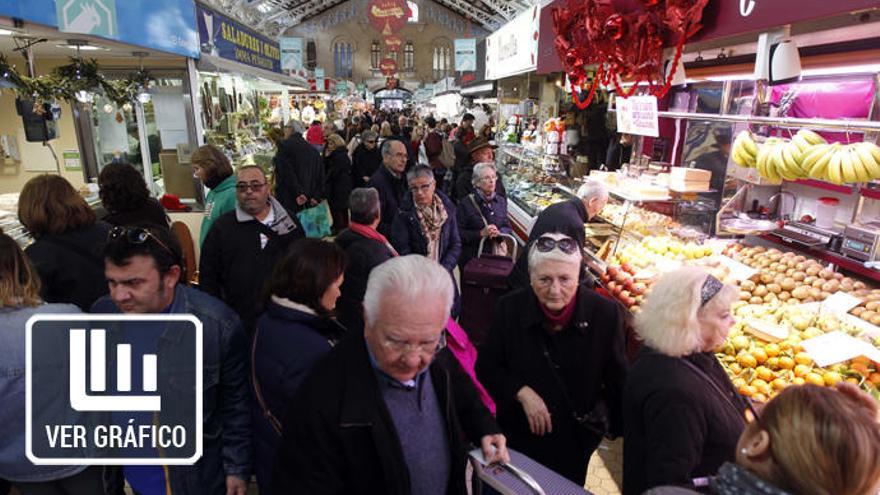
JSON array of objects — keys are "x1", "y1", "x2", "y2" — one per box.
[
  {"x1": 476, "y1": 0, "x2": 518, "y2": 21},
  {"x1": 434, "y1": 0, "x2": 503, "y2": 30}
]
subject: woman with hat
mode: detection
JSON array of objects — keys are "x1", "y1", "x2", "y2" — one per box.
[{"x1": 476, "y1": 232, "x2": 627, "y2": 485}]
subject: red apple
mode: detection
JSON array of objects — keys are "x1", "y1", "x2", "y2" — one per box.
[{"x1": 607, "y1": 266, "x2": 618, "y2": 278}]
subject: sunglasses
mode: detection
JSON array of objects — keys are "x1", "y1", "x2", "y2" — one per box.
[
  {"x1": 535, "y1": 236, "x2": 579, "y2": 255},
  {"x1": 108, "y1": 226, "x2": 175, "y2": 258}
]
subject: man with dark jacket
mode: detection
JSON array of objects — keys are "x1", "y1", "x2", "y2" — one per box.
[
  {"x1": 199, "y1": 165, "x2": 304, "y2": 333},
  {"x1": 352, "y1": 130, "x2": 381, "y2": 188},
  {"x1": 275, "y1": 121, "x2": 325, "y2": 213},
  {"x1": 368, "y1": 140, "x2": 408, "y2": 239},
  {"x1": 92, "y1": 225, "x2": 251, "y2": 495},
  {"x1": 507, "y1": 180, "x2": 609, "y2": 290},
  {"x1": 272, "y1": 255, "x2": 508, "y2": 494},
  {"x1": 334, "y1": 187, "x2": 396, "y2": 334},
  {"x1": 423, "y1": 117, "x2": 447, "y2": 184}
]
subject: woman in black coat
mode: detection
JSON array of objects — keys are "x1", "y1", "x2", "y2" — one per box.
[
  {"x1": 98, "y1": 162, "x2": 169, "y2": 228},
  {"x1": 17, "y1": 175, "x2": 110, "y2": 311},
  {"x1": 324, "y1": 134, "x2": 353, "y2": 235},
  {"x1": 476, "y1": 233, "x2": 627, "y2": 485},
  {"x1": 251, "y1": 239, "x2": 347, "y2": 495},
  {"x1": 623, "y1": 267, "x2": 745, "y2": 495},
  {"x1": 456, "y1": 162, "x2": 512, "y2": 270},
  {"x1": 351, "y1": 130, "x2": 381, "y2": 189}
]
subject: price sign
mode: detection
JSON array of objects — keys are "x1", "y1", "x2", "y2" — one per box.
[
  {"x1": 716, "y1": 255, "x2": 759, "y2": 282},
  {"x1": 744, "y1": 319, "x2": 789, "y2": 342},
  {"x1": 616, "y1": 95, "x2": 659, "y2": 137},
  {"x1": 801, "y1": 331, "x2": 871, "y2": 367},
  {"x1": 821, "y1": 291, "x2": 863, "y2": 315}
]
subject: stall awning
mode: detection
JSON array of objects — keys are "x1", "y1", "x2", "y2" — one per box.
[{"x1": 197, "y1": 54, "x2": 309, "y2": 89}]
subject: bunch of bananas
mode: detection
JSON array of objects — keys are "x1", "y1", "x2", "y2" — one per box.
[{"x1": 732, "y1": 129, "x2": 880, "y2": 184}]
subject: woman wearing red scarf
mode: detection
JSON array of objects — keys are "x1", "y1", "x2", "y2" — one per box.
[{"x1": 476, "y1": 232, "x2": 628, "y2": 485}]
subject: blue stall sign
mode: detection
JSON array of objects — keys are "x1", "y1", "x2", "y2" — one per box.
[
  {"x1": 196, "y1": 4, "x2": 281, "y2": 73},
  {"x1": 0, "y1": 0, "x2": 199, "y2": 58}
]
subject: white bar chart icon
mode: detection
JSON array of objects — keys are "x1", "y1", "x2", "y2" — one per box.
[{"x1": 69, "y1": 329, "x2": 161, "y2": 412}]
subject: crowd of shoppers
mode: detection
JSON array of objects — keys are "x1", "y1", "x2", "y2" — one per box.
[{"x1": 2, "y1": 105, "x2": 879, "y2": 495}]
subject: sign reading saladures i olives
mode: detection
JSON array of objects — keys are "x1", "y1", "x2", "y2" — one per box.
[{"x1": 196, "y1": 4, "x2": 281, "y2": 73}]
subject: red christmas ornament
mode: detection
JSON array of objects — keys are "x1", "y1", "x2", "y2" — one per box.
[{"x1": 603, "y1": 14, "x2": 626, "y2": 41}]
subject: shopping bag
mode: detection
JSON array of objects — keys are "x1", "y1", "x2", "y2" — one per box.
[{"x1": 296, "y1": 200, "x2": 333, "y2": 238}]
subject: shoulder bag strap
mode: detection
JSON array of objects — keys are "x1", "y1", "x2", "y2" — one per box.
[
  {"x1": 468, "y1": 194, "x2": 489, "y2": 227},
  {"x1": 678, "y1": 357, "x2": 757, "y2": 420},
  {"x1": 251, "y1": 327, "x2": 284, "y2": 436}
]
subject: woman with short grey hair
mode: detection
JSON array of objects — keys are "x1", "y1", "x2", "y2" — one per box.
[
  {"x1": 456, "y1": 161, "x2": 512, "y2": 270},
  {"x1": 476, "y1": 232, "x2": 627, "y2": 485}
]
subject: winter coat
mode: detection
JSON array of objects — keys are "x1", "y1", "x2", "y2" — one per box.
[
  {"x1": 391, "y1": 190, "x2": 461, "y2": 274},
  {"x1": 456, "y1": 192, "x2": 512, "y2": 269},
  {"x1": 334, "y1": 229, "x2": 395, "y2": 334},
  {"x1": 324, "y1": 147, "x2": 353, "y2": 211},
  {"x1": 200, "y1": 175, "x2": 237, "y2": 246},
  {"x1": 508, "y1": 198, "x2": 589, "y2": 290},
  {"x1": 103, "y1": 198, "x2": 169, "y2": 229},
  {"x1": 475, "y1": 286, "x2": 627, "y2": 484},
  {"x1": 623, "y1": 347, "x2": 748, "y2": 495},
  {"x1": 198, "y1": 200, "x2": 304, "y2": 332},
  {"x1": 351, "y1": 143, "x2": 382, "y2": 189},
  {"x1": 25, "y1": 221, "x2": 112, "y2": 311},
  {"x1": 367, "y1": 165, "x2": 407, "y2": 239},
  {"x1": 271, "y1": 336, "x2": 500, "y2": 495},
  {"x1": 274, "y1": 133, "x2": 325, "y2": 212},
  {"x1": 251, "y1": 300, "x2": 345, "y2": 495}
]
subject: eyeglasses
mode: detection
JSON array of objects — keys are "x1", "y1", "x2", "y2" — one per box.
[
  {"x1": 409, "y1": 182, "x2": 434, "y2": 194},
  {"x1": 477, "y1": 174, "x2": 497, "y2": 183},
  {"x1": 108, "y1": 226, "x2": 174, "y2": 258},
  {"x1": 236, "y1": 181, "x2": 267, "y2": 192},
  {"x1": 535, "y1": 236, "x2": 579, "y2": 255},
  {"x1": 381, "y1": 332, "x2": 446, "y2": 355},
  {"x1": 534, "y1": 274, "x2": 577, "y2": 289}
]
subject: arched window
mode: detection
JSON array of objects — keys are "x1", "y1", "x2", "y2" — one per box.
[
  {"x1": 407, "y1": 1, "x2": 419, "y2": 23},
  {"x1": 306, "y1": 40, "x2": 317, "y2": 71},
  {"x1": 371, "y1": 41, "x2": 381, "y2": 69},
  {"x1": 404, "y1": 41, "x2": 414, "y2": 71},
  {"x1": 334, "y1": 41, "x2": 353, "y2": 78},
  {"x1": 433, "y1": 44, "x2": 451, "y2": 80}
]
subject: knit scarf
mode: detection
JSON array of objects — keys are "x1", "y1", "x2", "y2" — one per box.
[
  {"x1": 709, "y1": 463, "x2": 791, "y2": 495},
  {"x1": 348, "y1": 222, "x2": 399, "y2": 256},
  {"x1": 415, "y1": 195, "x2": 448, "y2": 262}
]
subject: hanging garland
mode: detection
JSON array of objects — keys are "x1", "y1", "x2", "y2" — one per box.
[
  {"x1": 554, "y1": 0, "x2": 707, "y2": 108},
  {"x1": 0, "y1": 55, "x2": 155, "y2": 108}
]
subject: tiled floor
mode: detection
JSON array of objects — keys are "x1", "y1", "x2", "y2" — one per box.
[{"x1": 585, "y1": 438, "x2": 624, "y2": 495}]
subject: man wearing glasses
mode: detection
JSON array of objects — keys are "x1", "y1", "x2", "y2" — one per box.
[
  {"x1": 272, "y1": 255, "x2": 509, "y2": 494},
  {"x1": 199, "y1": 165, "x2": 304, "y2": 334},
  {"x1": 92, "y1": 226, "x2": 252, "y2": 495},
  {"x1": 368, "y1": 140, "x2": 410, "y2": 238}
]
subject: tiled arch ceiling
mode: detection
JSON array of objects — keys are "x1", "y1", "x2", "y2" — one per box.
[{"x1": 202, "y1": 0, "x2": 532, "y2": 36}]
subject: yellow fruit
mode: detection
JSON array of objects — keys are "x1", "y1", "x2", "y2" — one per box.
[
  {"x1": 771, "y1": 378, "x2": 788, "y2": 390},
  {"x1": 764, "y1": 343, "x2": 780, "y2": 357},
  {"x1": 731, "y1": 335, "x2": 751, "y2": 351},
  {"x1": 765, "y1": 357, "x2": 779, "y2": 369},
  {"x1": 752, "y1": 348, "x2": 768, "y2": 364},
  {"x1": 792, "y1": 377, "x2": 806, "y2": 385},
  {"x1": 794, "y1": 364, "x2": 812, "y2": 377},
  {"x1": 755, "y1": 366, "x2": 774, "y2": 382},
  {"x1": 822, "y1": 371, "x2": 842, "y2": 386},
  {"x1": 732, "y1": 377, "x2": 747, "y2": 389},
  {"x1": 778, "y1": 356, "x2": 795, "y2": 369},
  {"x1": 846, "y1": 377, "x2": 859, "y2": 385},
  {"x1": 739, "y1": 385, "x2": 758, "y2": 397},
  {"x1": 729, "y1": 362, "x2": 743, "y2": 374},
  {"x1": 805, "y1": 372, "x2": 825, "y2": 386},
  {"x1": 794, "y1": 352, "x2": 813, "y2": 365},
  {"x1": 737, "y1": 353, "x2": 758, "y2": 369},
  {"x1": 752, "y1": 393, "x2": 769, "y2": 403}
]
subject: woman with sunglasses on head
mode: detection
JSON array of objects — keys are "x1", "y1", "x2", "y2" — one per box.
[
  {"x1": 622, "y1": 266, "x2": 745, "y2": 495},
  {"x1": 0, "y1": 233, "x2": 106, "y2": 494},
  {"x1": 18, "y1": 175, "x2": 111, "y2": 311},
  {"x1": 476, "y1": 232, "x2": 628, "y2": 485},
  {"x1": 251, "y1": 238, "x2": 347, "y2": 495},
  {"x1": 647, "y1": 383, "x2": 880, "y2": 495}
]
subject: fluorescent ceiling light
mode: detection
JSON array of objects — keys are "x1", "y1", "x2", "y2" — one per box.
[
  {"x1": 705, "y1": 73, "x2": 753, "y2": 82},
  {"x1": 802, "y1": 64, "x2": 880, "y2": 77},
  {"x1": 256, "y1": 3, "x2": 274, "y2": 13},
  {"x1": 58, "y1": 44, "x2": 102, "y2": 51},
  {"x1": 0, "y1": 28, "x2": 15, "y2": 36}
]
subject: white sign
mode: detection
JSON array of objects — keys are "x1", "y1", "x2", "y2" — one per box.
[
  {"x1": 485, "y1": 6, "x2": 539, "y2": 80},
  {"x1": 821, "y1": 291, "x2": 863, "y2": 314},
  {"x1": 616, "y1": 95, "x2": 660, "y2": 137},
  {"x1": 801, "y1": 331, "x2": 879, "y2": 367},
  {"x1": 716, "y1": 255, "x2": 760, "y2": 282}
]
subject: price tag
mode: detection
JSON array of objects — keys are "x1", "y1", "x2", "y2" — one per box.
[
  {"x1": 801, "y1": 331, "x2": 868, "y2": 367},
  {"x1": 616, "y1": 95, "x2": 659, "y2": 137},
  {"x1": 743, "y1": 319, "x2": 789, "y2": 342},
  {"x1": 716, "y1": 255, "x2": 759, "y2": 282},
  {"x1": 821, "y1": 291, "x2": 863, "y2": 315}
]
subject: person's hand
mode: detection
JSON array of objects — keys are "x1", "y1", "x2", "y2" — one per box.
[
  {"x1": 296, "y1": 194, "x2": 308, "y2": 206},
  {"x1": 309, "y1": 198, "x2": 319, "y2": 206},
  {"x1": 362, "y1": 176, "x2": 370, "y2": 183},
  {"x1": 225, "y1": 475, "x2": 247, "y2": 495},
  {"x1": 480, "y1": 434, "x2": 510, "y2": 465},
  {"x1": 517, "y1": 386, "x2": 552, "y2": 436},
  {"x1": 480, "y1": 225, "x2": 494, "y2": 238},
  {"x1": 487, "y1": 225, "x2": 500, "y2": 238}
]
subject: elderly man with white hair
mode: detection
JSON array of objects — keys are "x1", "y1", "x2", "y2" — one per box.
[
  {"x1": 507, "y1": 179, "x2": 609, "y2": 290},
  {"x1": 477, "y1": 232, "x2": 627, "y2": 485},
  {"x1": 272, "y1": 255, "x2": 508, "y2": 494}
]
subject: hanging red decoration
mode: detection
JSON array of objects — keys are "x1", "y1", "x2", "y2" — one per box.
[
  {"x1": 379, "y1": 58, "x2": 398, "y2": 76},
  {"x1": 553, "y1": 0, "x2": 708, "y2": 107},
  {"x1": 367, "y1": 0, "x2": 412, "y2": 35},
  {"x1": 384, "y1": 34, "x2": 403, "y2": 52}
]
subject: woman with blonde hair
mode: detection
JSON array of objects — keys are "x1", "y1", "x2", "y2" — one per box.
[
  {"x1": 0, "y1": 233, "x2": 106, "y2": 494},
  {"x1": 648, "y1": 383, "x2": 880, "y2": 495},
  {"x1": 18, "y1": 174, "x2": 110, "y2": 310},
  {"x1": 324, "y1": 133, "x2": 353, "y2": 234},
  {"x1": 190, "y1": 144, "x2": 236, "y2": 246},
  {"x1": 623, "y1": 266, "x2": 745, "y2": 495}
]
